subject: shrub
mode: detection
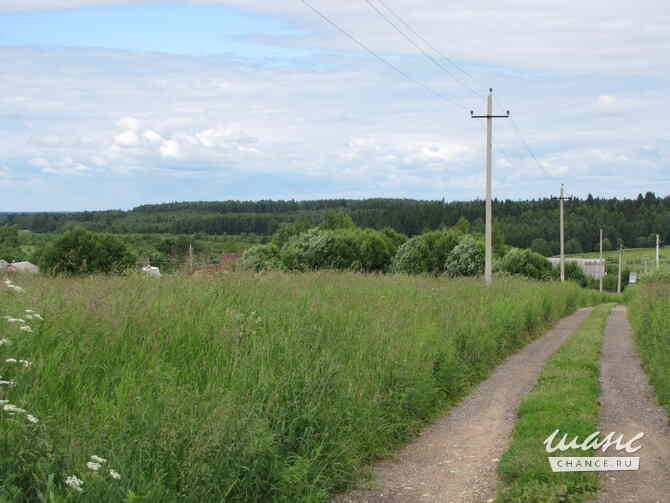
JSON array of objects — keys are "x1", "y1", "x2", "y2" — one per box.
[
  {"x1": 237, "y1": 243, "x2": 281, "y2": 272},
  {"x1": 444, "y1": 235, "x2": 485, "y2": 277},
  {"x1": 37, "y1": 228, "x2": 136, "y2": 275},
  {"x1": 499, "y1": 248, "x2": 553, "y2": 280},
  {"x1": 391, "y1": 229, "x2": 461, "y2": 275}
]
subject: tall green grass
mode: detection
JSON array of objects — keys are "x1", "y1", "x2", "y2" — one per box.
[
  {"x1": 0, "y1": 272, "x2": 613, "y2": 502},
  {"x1": 628, "y1": 278, "x2": 670, "y2": 416}
]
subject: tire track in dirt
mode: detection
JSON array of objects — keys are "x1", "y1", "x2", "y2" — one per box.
[
  {"x1": 334, "y1": 307, "x2": 594, "y2": 503},
  {"x1": 596, "y1": 306, "x2": 670, "y2": 503}
]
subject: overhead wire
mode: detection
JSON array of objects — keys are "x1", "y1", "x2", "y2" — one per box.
[
  {"x1": 301, "y1": 0, "x2": 469, "y2": 110},
  {"x1": 363, "y1": 0, "x2": 484, "y2": 100}
]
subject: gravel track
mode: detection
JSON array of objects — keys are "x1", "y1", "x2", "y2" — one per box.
[
  {"x1": 596, "y1": 306, "x2": 670, "y2": 503},
  {"x1": 334, "y1": 308, "x2": 593, "y2": 503}
]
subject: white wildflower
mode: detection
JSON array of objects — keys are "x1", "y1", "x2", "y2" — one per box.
[
  {"x1": 5, "y1": 358, "x2": 17, "y2": 363},
  {"x1": 21, "y1": 360, "x2": 32, "y2": 368},
  {"x1": 86, "y1": 461, "x2": 101, "y2": 471},
  {"x1": 24, "y1": 310, "x2": 35, "y2": 314},
  {"x1": 6, "y1": 318, "x2": 22, "y2": 323},
  {"x1": 0, "y1": 339, "x2": 11, "y2": 346},
  {"x1": 0, "y1": 380, "x2": 16, "y2": 386},
  {"x1": 3, "y1": 404, "x2": 25, "y2": 413},
  {"x1": 109, "y1": 469, "x2": 121, "y2": 480},
  {"x1": 90, "y1": 455, "x2": 107, "y2": 464},
  {"x1": 26, "y1": 414, "x2": 39, "y2": 424},
  {"x1": 65, "y1": 475, "x2": 84, "y2": 492},
  {"x1": 19, "y1": 326, "x2": 32, "y2": 333},
  {"x1": 32, "y1": 314, "x2": 43, "y2": 320},
  {"x1": 25, "y1": 315, "x2": 33, "y2": 320},
  {"x1": 8, "y1": 285, "x2": 24, "y2": 293},
  {"x1": 0, "y1": 400, "x2": 7, "y2": 405}
]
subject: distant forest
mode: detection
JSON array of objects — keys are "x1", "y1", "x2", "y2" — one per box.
[{"x1": 2, "y1": 193, "x2": 668, "y2": 255}]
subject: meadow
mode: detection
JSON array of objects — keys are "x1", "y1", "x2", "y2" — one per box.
[
  {"x1": 0, "y1": 271, "x2": 613, "y2": 502},
  {"x1": 628, "y1": 270, "x2": 670, "y2": 417}
]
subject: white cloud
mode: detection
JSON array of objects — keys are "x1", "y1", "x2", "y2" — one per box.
[
  {"x1": 160, "y1": 139, "x2": 181, "y2": 158},
  {"x1": 143, "y1": 130, "x2": 163, "y2": 144},
  {"x1": 28, "y1": 157, "x2": 50, "y2": 168},
  {"x1": 114, "y1": 129, "x2": 140, "y2": 147},
  {"x1": 598, "y1": 95, "x2": 617, "y2": 107},
  {"x1": 117, "y1": 116, "x2": 140, "y2": 131}
]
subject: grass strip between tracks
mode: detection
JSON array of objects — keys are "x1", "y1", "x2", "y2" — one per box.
[{"x1": 496, "y1": 303, "x2": 615, "y2": 503}]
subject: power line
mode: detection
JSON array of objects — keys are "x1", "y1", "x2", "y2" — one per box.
[
  {"x1": 506, "y1": 116, "x2": 553, "y2": 177},
  {"x1": 374, "y1": 0, "x2": 476, "y2": 82},
  {"x1": 363, "y1": 0, "x2": 483, "y2": 100},
  {"x1": 301, "y1": 0, "x2": 468, "y2": 110}
]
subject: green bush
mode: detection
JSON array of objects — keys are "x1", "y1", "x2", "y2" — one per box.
[
  {"x1": 37, "y1": 228, "x2": 136, "y2": 275},
  {"x1": 499, "y1": 248, "x2": 553, "y2": 280},
  {"x1": 391, "y1": 229, "x2": 461, "y2": 275},
  {"x1": 444, "y1": 235, "x2": 484, "y2": 277},
  {"x1": 279, "y1": 228, "x2": 395, "y2": 272},
  {"x1": 237, "y1": 243, "x2": 281, "y2": 272}
]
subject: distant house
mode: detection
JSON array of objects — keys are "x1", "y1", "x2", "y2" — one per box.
[
  {"x1": 547, "y1": 258, "x2": 605, "y2": 279},
  {"x1": 191, "y1": 253, "x2": 241, "y2": 275}
]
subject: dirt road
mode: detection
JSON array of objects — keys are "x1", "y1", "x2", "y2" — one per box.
[
  {"x1": 335, "y1": 308, "x2": 593, "y2": 503},
  {"x1": 597, "y1": 306, "x2": 670, "y2": 503}
]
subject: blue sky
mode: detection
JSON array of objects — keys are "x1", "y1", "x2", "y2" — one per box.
[{"x1": 0, "y1": 0, "x2": 668, "y2": 211}]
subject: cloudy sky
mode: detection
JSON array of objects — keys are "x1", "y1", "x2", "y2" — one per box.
[{"x1": 0, "y1": 0, "x2": 668, "y2": 211}]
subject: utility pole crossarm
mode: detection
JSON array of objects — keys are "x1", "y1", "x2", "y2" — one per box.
[{"x1": 470, "y1": 88, "x2": 510, "y2": 286}]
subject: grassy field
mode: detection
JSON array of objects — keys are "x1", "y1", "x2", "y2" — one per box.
[
  {"x1": 565, "y1": 246, "x2": 668, "y2": 269},
  {"x1": 628, "y1": 272, "x2": 670, "y2": 417},
  {"x1": 0, "y1": 271, "x2": 613, "y2": 502},
  {"x1": 497, "y1": 304, "x2": 614, "y2": 503}
]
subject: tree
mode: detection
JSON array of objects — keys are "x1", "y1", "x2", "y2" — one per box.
[
  {"x1": 38, "y1": 228, "x2": 136, "y2": 275},
  {"x1": 452, "y1": 216, "x2": 470, "y2": 234},
  {"x1": 444, "y1": 235, "x2": 484, "y2": 277},
  {"x1": 566, "y1": 238, "x2": 583, "y2": 254},
  {"x1": 530, "y1": 238, "x2": 552, "y2": 257},
  {"x1": 499, "y1": 248, "x2": 553, "y2": 280},
  {"x1": 602, "y1": 238, "x2": 613, "y2": 251}
]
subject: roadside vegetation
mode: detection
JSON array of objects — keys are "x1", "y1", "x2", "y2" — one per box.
[
  {"x1": 628, "y1": 268, "x2": 670, "y2": 416},
  {"x1": 496, "y1": 304, "x2": 614, "y2": 503},
  {"x1": 1, "y1": 271, "x2": 612, "y2": 502}
]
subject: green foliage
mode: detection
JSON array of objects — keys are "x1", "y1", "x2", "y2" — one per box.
[
  {"x1": 391, "y1": 229, "x2": 461, "y2": 275},
  {"x1": 566, "y1": 238, "x2": 583, "y2": 254},
  {"x1": 380, "y1": 227, "x2": 407, "y2": 251},
  {"x1": 37, "y1": 228, "x2": 136, "y2": 275},
  {"x1": 237, "y1": 243, "x2": 281, "y2": 272},
  {"x1": 452, "y1": 216, "x2": 470, "y2": 234},
  {"x1": 530, "y1": 238, "x2": 552, "y2": 257},
  {"x1": 629, "y1": 276, "x2": 670, "y2": 417},
  {"x1": 497, "y1": 305, "x2": 613, "y2": 503},
  {"x1": 272, "y1": 219, "x2": 311, "y2": 249},
  {"x1": 564, "y1": 262, "x2": 588, "y2": 287},
  {"x1": 0, "y1": 272, "x2": 611, "y2": 502},
  {"x1": 0, "y1": 224, "x2": 23, "y2": 262},
  {"x1": 444, "y1": 235, "x2": 484, "y2": 277},
  {"x1": 279, "y1": 227, "x2": 394, "y2": 272},
  {"x1": 320, "y1": 210, "x2": 355, "y2": 231},
  {"x1": 499, "y1": 248, "x2": 553, "y2": 280}
]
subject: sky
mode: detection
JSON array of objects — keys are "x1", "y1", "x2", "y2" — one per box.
[{"x1": 0, "y1": 0, "x2": 668, "y2": 211}]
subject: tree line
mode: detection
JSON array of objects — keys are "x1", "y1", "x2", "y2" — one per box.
[{"x1": 2, "y1": 192, "x2": 668, "y2": 255}]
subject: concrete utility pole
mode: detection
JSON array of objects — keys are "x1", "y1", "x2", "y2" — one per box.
[
  {"x1": 552, "y1": 185, "x2": 571, "y2": 282},
  {"x1": 471, "y1": 89, "x2": 509, "y2": 286},
  {"x1": 617, "y1": 240, "x2": 623, "y2": 294},
  {"x1": 656, "y1": 234, "x2": 660, "y2": 268},
  {"x1": 599, "y1": 228, "x2": 603, "y2": 293}
]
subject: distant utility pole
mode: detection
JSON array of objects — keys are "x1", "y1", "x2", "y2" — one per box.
[
  {"x1": 552, "y1": 184, "x2": 572, "y2": 282},
  {"x1": 617, "y1": 240, "x2": 624, "y2": 294},
  {"x1": 599, "y1": 229, "x2": 603, "y2": 293},
  {"x1": 471, "y1": 88, "x2": 509, "y2": 286},
  {"x1": 657, "y1": 234, "x2": 660, "y2": 268},
  {"x1": 188, "y1": 242, "x2": 194, "y2": 274}
]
